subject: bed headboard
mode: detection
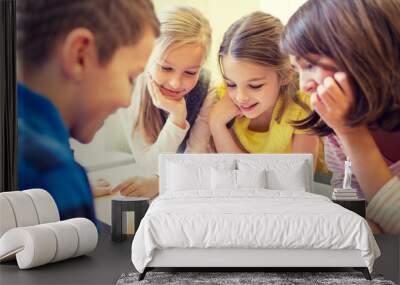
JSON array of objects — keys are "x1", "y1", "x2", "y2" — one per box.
[{"x1": 159, "y1": 153, "x2": 314, "y2": 194}]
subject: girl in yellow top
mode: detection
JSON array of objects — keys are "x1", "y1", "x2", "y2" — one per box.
[{"x1": 209, "y1": 11, "x2": 324, "y2": 171}]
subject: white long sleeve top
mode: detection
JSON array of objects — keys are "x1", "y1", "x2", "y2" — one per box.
[
  {"x1": 367, "y1": 176, "x2": 400, "y2": 234},
  {"x1": 119, "y1": 73, "x2": 217, "y2": 175}
]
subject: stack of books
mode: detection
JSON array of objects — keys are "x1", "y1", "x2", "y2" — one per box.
[{"x1": 332, "y1": 188, "x2": 360, "y2": 200}]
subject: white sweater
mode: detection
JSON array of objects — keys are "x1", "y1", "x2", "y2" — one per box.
[
  {"x1": 367, "y1": 176, "x2": 400, "y2": 234},
  {"x1": 119, "y1": 73, "x2": 217, "y2": 175}
]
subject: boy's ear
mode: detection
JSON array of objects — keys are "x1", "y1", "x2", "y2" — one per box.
[{"x1": 60, "y1": 28, "x2": 97, "y2": 81}]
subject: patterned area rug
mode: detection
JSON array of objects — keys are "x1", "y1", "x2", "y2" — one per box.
[{"x1": 116, "y1": 271, "x2": 395, "y2": 285}]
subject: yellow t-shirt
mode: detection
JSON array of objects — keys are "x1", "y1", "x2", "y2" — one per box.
[
  {"x1": 217, "y1": 85, "x2": 327, "y2": 172},
  {"x1": 233, "y1": 91, "x2": 309, "y2": 153}
]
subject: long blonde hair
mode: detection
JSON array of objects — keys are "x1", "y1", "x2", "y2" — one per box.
[{"x1": 135, "y1": 6, "x2": 212, "y2": 144}]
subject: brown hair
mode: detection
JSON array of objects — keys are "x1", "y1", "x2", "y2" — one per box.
[
  {"x1": 17, "y1": 0, "x2": 159, "y2": 71},
  {"x1": 281, "y1": 0, "x2": 400, "y2": 136},
  {"x1": 218, "y1": 11, "x2": 308, "y2": 123},
  {"x1": 136, "y1": 6, "x2": 212, "y2": 144}
]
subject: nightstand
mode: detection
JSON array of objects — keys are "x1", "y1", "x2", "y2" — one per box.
[
  {"x1": 111, "y1": 196, "x2": 150, "y2": 242},
  {"x1": 332, "y1": 199, "x2": 366, "y2": 218}
]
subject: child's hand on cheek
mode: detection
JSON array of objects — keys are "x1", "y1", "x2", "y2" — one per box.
[
  {"x1": 147, "y1": 77, "x2": 187, "y2": 128},
  {"x1": 209, "y1": 94, "x2": 242, "y2": 128},
  {"x1": 311, "y1": 72, "x2": 356, "y2": 135}
]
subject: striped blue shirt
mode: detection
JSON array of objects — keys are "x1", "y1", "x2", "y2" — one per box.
[{"x1": 17, "y1": 83, "x2": 97, "y2": 224}]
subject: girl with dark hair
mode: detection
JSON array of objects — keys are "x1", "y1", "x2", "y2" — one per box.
[{"x1": 282, "y1": 0, "x2": 400, "y2": 234}]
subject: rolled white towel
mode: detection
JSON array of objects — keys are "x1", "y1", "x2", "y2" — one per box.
[
  {"x1": 0, "y1": 191, "x2": 39, "y2": 228},
  {"x1": 42, "y1": 221, "x2": 79, "y2": 263},
  {"x1": 0, "y1": 195, "x2": 17, "y2": 237},
  {"x1": 24, "y1": 189, "x2": 59, "y2": 224},
  {"x1": 0, "y1": 189, "x2": 60, "y2": 239},
  {"x1": 66, "y1": 218, "x2": 98, "y2": 257},
  {"x1": 0, "y1": 219, "x2": 98, "y2": 269},
  {"x1": 0, "y1": 225, "x2": 57, "y2": 268}
]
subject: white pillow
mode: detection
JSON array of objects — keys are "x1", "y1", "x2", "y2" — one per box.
[
  {"x1": 165, "y1": 159, "x2": 236, "y2": 192},
  {"x1": 211, "y1": 169, "x2": 267, "y2": 190},
  {"x1": 236, "y1": 169, "x2": 267, "y2": 189},
  {"x1": 167, "y1": 162, "x2": 210, "y2": 191},
  {"x1": 238, "y1": 159, "x2": 308, "y2": 191},
  {"x1": 267, "y1": 166, "x2": 307, "y2": 191},
  {"x1": 211, "y1": 168, "x2": 236, "y2": 190}
]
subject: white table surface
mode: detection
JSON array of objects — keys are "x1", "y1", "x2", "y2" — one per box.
[{"x1": 90, "y1": 162, "x2": 153, "y2": 225}]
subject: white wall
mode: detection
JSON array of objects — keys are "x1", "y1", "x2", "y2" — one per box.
[
  {"x1": 260, "y1": 0, "x2": 307, "y2": 24},
  {"x1": 153, "y1": 0, "x2": 307, "y2": 81}
]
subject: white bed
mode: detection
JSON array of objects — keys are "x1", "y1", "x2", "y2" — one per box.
[{"x1": 131, "y1": 154, "x2": 380, "y2": 280}]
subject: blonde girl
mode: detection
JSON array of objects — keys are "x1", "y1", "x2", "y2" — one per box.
[{"x1": 113, "y1": 6, "x2": 215, "y2": 198}]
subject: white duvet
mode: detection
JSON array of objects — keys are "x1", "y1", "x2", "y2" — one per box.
[{"x1": 131, "y1": 190, "x2": 380, "y2": 273}]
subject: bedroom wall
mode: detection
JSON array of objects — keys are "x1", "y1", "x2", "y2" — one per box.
[{"x1": 374, "y1": 235, "x2": 400, "y2": 284}]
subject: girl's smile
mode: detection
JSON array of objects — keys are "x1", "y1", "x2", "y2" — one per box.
[
  {"x1": 159, "y1": 85, "x2": 185, "y2": 99},
  {"x1": 239, "y1": 102, "x2": 259, "y2": 113}
]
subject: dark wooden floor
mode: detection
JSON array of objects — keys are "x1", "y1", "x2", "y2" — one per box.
[
  {"x1": 0, "y1": 223, "x2": 134, "y2": 285},
  {"x1": 1, "y1": 224, "x2": 398, "y2": 284}
]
